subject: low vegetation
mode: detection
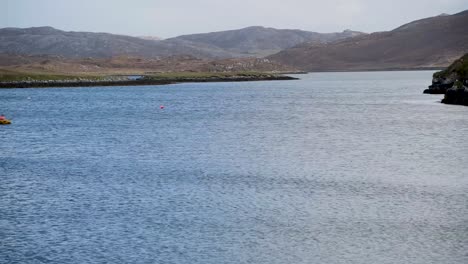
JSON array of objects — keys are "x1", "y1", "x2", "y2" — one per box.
[
  {"x1": 433, "y1": 53, "x2": 468, "y2": 79},
  {"x1": 0, "y1": 69, "x2": 281, "y2": 83},
  {"x1": 0, "y1": 69, "x2": 295, "y2": 88},
  {"x1": 0, "y1": 69, "x2": 103, "y2": 82},
  {"x1": 144, "y1": 71, "x2": 274, "y2": 80}
]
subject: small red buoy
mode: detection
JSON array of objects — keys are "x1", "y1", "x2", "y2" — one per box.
[{"x1": 160, "y1": 105, "x2": 165, "y2": 109}]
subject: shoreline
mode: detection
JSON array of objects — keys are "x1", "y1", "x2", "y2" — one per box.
[
  {"x1": 0, "y1": 75, "x2": 298, "y2": 89},
  {"x1": 305, "y1": 67, "x2": 444, "y2": 73}
]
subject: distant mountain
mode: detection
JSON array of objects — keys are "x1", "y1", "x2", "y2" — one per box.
[
  {"x1": 0, "y1": 27, "x2": 234, "y2": 59},
  {"x1": 0, "y1": 26, "x2": 364, "y2": 59},
  {"x1": 269, "y1": 11, "x2": 468, "y2": 71},
  {"x1": 169, "y1": 26, "x2": 365, "y2": 57}
]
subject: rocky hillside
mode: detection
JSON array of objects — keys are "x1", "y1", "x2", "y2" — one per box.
[
  {"x1": 169, "y1": 26, "x2": 364, "y2": 57},
  {"x1": 424, "y1": 53, "x2": 468, "y2": 106},
  {"x1": 269, "y1": 11, "x2": 468, "y2": 71},
  {"x1": 0, "y1": 26, "x2": 363, "y2": 59},
  {"x1": 0, "y1": 27, "x2": 238, "y2": 59}
]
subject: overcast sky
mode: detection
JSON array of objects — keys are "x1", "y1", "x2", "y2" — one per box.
[{"x1": 1, "y1": 0, "x2": 467, "y2": 38}]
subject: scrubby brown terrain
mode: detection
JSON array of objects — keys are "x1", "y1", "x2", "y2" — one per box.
[
  {"x1": 269, "y1": 11, "x2": 468, "y2": 71},
  {"x1": 0, "y1": 54, "x2": 299, "y2": 76}
]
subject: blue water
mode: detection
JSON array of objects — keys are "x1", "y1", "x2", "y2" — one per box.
[{"x1": 1, "y1": 72, "x2": 467, "y2": 264}]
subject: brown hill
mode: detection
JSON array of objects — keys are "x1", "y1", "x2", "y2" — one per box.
[
  {"x1": 269, "y1": 11, "x2": 468, "y2": 71},
  {"x1": 169, "y1": 27, "x2": 365, "y2": 57}
]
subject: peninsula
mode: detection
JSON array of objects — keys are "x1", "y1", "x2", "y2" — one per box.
[{"x1": 0, "y1": 71, "x2": 297, "y2": 89}]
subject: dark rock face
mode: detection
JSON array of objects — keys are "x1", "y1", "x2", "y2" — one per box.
[
  {"x1": 442, "y1": 86, "x2": 468, "y2": 106},
  {"x1": 423, "y1": 80, "x2": 454, "y2": 94}
]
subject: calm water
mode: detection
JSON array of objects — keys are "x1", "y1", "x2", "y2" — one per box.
[{"x1": 1, "y1": 72, "x2": 467, "y2": 264}]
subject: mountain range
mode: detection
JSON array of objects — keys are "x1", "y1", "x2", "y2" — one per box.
[
  {"x1": 0, "y1": 26, "x2": 364, "y2": 59},
  {"x1": 1, "y1": 10, "x2": 467, "y2": 72}
]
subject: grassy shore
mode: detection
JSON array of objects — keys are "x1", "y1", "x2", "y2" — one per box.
[
  {"x1": 0, "y1": 69, "x2": 105, "y2": 82},
  {"x1": 0, "y1": 70, "x2": 297, "y2": 88},
  {"x1": 144, "y1": 71, "x2": 276, "y2": 80}
]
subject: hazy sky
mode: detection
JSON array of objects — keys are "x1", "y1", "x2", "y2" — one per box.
[{"x1": 1, "y1": 0, "x2": 467, "y2": 38}]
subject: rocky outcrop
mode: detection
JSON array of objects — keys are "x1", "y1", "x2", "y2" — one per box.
[
  {"x1": 423, "y1": 77, "x2": 456, "y2": 94},
  {"x1": 441, "y1": 81, "x2": 468, "y2": 106},
  {"x1": 424, "y1": 53, "x2": 468, "y2": 106}
]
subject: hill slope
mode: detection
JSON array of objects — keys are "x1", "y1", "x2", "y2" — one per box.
[
  {"x1": 0, "y1": 27, "x2": 236, "y2": 59},
  {"x1": 0, "y1": 54, "x2": 299, "y2": 75},
  {"x1": 269, "y1": 11, "x2": 468, "y2": 71},
  {"x1": 169, "y1": 26, "x2": 364, "y2": 57}
]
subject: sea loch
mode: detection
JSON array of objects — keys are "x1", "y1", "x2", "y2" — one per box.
[{"x1": 1, "y1": 71, "x2": 467, "y2": 264}]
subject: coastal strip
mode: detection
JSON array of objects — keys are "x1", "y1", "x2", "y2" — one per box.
[{"x1": 0, "y1": 73, "x2": 298, "y2": 89}]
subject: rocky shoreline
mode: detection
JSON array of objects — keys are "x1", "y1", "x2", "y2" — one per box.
[
  {"x1": 0, "y1": 74, "x2": 298, "y2": 89},
  {"x1": 423, "y1": 54, "x2": 468, "y2": 106},
  {"x1": 441, "y1": 81, "x2": 468, "y2": 105}
]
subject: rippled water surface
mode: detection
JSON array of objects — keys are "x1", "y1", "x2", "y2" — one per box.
[{"x1": 1, "y1": 72, "x2": 467, "y2": 264}]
